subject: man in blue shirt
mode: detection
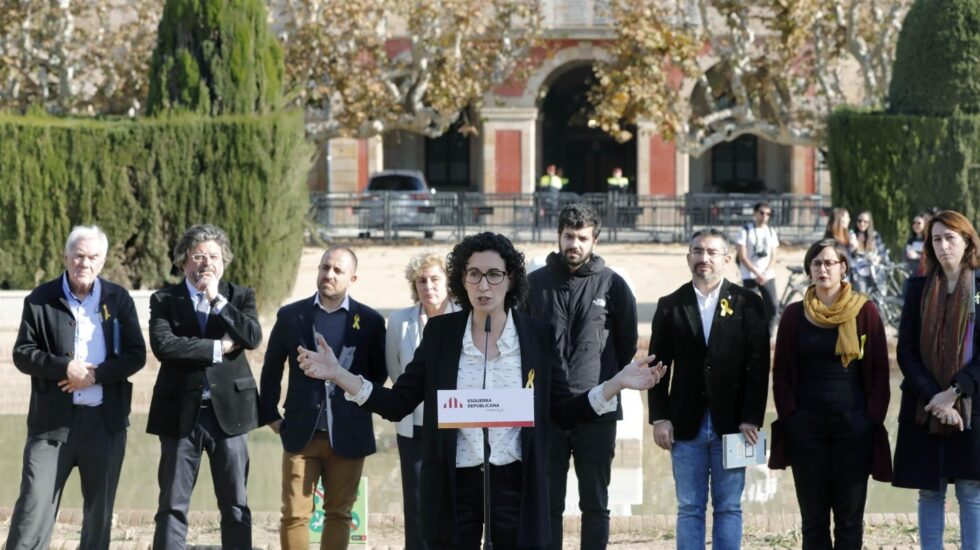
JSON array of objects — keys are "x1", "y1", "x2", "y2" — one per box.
[{"x1": 7, "y1": 225, "x2": 146, "y2": 550}]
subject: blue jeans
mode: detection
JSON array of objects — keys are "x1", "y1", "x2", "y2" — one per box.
[
  {"x1": 671, "y1": 412, "x2": 745, "y2": 550},
  {"x1": 918, "y1": 480, "x2": 980, "y2": 550}
]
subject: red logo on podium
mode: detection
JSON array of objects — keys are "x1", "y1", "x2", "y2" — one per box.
[{"x1": 443, "y1": 397, "x2": 463, "y2": 409}]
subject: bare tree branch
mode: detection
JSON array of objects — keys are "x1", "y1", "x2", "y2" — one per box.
[
  {"x1": 0, "y1": 0, "x2": 160, "y2": 115},
  {"x1": 273, "y1": 0, "x2": 543, "y2": 142},
  {"x1": 591, "y1": 0, "x2": 912, "y2": 156}
]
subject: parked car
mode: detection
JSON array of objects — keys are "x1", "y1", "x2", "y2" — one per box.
[{"x1": 357, "y1": 170, "x2": 436, "y2": 238}]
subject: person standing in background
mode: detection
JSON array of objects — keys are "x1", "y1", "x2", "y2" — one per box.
[
  {"x1": 606, "y1": 167, "x2": 628, "y2": 193},
  {"x1": 892, "y1": 210, "x2": 980, "y2": 550},
  {"x1": 525, "y1": 203, "x2": 638, "y2": 550},
  {"x1": 385, "y1": 251, "x2": 459, "y2": 550},
  {"x1": 905, "y1": 212, "x2": 930, "y2": 277},
  {"x1": 736, "y1": 202, "x2": 779, "y2": 335},
  {"x1": 147, "y1": 224, "x2": 263, "y2": 550},
  {"x1": 648, "y1": 228, "x2": 770, "y2": 550},
  {"x1": 768, "y1": 238, "x2": 892, "y2": 549},
  {"x1": 7, "y1": 225, "x2": 146, "y2": 550},
  {"x1": 259, "y1": 246, "x2": 387, "y2": 550}
]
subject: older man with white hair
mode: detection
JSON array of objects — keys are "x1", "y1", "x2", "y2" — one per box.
[{"x1": 6, "y1": 225, "x2": 147, "y2": 550}]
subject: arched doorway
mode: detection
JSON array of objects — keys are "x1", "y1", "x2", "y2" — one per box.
[
  {"x1": 686, "y1": 62, "x2": 792, "y2": 193},
  {"x1": 540, "y1": 64, "x2": 636, "y2": 194}
]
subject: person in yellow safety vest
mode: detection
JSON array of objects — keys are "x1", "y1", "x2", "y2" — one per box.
[
  {"x1": 539, "y1": 164, "x2": 565, "y2": 193},
  {"x1": 607, "y1": 167, "x2": 629, "y2": 193}
]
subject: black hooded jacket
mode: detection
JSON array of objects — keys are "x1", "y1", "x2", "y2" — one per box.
[{"x1": 525, "y1": 252, "x2": 638, "y2": 420}]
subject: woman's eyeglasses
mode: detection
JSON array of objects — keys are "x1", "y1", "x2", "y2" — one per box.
[
  {"x1": 810, "y1": 259, "x2": 842, "y2": 270},
  {"x1": 464, "y1": 269, "x2": 507, "y2": 285}
]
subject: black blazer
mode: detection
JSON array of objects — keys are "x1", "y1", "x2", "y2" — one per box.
[
  {"x1": 362, "y1": 309, "x2": 597, "y2": 548},
  {"x1": 146, "y1": 279, "x2": 262, "y2": 438},
  {"x1": 13, "y1": 275, "x2": 146, "y2": 442},
  {"x1": 647, "y1": 279, "x2": 769, "y2": 440},
  {"x1": 259, "y1": 295, "x2": 387, "y2": 457}
]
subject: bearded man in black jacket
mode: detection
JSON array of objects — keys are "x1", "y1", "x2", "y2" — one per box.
[{"x1": 524, "y1": 203, "x2": 638, "y2": 550}]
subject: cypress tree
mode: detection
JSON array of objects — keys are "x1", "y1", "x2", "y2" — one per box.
[
  {"x1": 889, "y1": 0, "x2": 980, "y2": 115},
  {"x1": 147, "y1": 0, "x2": 285, "y2": 115}
]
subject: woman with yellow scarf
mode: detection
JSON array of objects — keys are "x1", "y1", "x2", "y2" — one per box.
[
  {"x1": 768, "y1": 238, "x2": 892, "y2": 549},
  {"x1": 893, "y1": 210, "x2": 980, "y2": 550}
]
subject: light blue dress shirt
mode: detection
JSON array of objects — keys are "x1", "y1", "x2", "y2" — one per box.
[{"x1": 61, "y1": 274, "x2": 105, "y2": 406}]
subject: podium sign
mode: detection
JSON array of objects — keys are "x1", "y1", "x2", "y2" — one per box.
[{"x1": 437, "y1": 388, "x2": 535, "y2": 429}]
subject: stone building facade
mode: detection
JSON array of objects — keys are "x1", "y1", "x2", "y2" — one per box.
[{"x1": 313, "y1": 0, "x2": 819, "y2": 197}]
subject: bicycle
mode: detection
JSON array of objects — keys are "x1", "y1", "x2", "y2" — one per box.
[
  {"x1": 777, "y1": 265, "x2": 810, "y2": 316},
  {"x1": 863, "y1": 260, "x2": 907, "y2": 330}
]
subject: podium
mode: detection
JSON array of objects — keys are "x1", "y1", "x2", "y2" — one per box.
[
  {"x1": 438, "y1": 387, "x2": 534, "y2": 549},
  {"x1": 437, "y1": 388, "x2": 535, "y2": 429}
]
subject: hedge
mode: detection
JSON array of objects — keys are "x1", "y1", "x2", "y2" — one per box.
[
  {"x1": 0, "y1": 111, "x2": 312, "y2": 312},
  {"x1": 827, "y1": 108, "x2": 980, "y2": 253}
]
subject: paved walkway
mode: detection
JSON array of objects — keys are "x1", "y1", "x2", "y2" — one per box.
[{"x1": 0, "y1": 507, "x2": 952, "y2": 549}]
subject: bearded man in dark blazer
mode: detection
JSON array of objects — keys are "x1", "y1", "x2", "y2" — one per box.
[
  {"x1": 146, "y1": 224, "x2": 262, "y2": 550},
  {"x1": 648, "y1": 228, "x2": 770, "y2": 550},
  {"x1": 6, "y1": 225, "x2": 146, "y2": 550},
  {"x1": 259, "y1": 245, "x2": 387, "y2": 550}
]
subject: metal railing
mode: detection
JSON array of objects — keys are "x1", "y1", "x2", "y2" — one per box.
[{"x1": 309, "y1": 191, "x2": 832, "y2": 244}]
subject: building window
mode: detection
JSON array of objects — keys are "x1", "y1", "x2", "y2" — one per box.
[
  {"x1": 711, "y1": 134, "x2": 760, "y2": 192},
  {"x1": 425, "y1": 124, "x2": 470, "y2": 189}
]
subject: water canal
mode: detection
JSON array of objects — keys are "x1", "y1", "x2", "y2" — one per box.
[{"x1": 0, "y1": 375, "x2": 928, "y2": 517}]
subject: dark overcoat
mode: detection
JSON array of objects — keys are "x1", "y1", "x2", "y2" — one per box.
[{"x1": 893, "y1": 274, "x2": 980, "y2": 490}]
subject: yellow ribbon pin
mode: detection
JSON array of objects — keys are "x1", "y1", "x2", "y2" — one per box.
[
  {"x1": 858, "y1": 334, "x2": 867, "y2": 360},
  {"x1": 975, "y1": 292, "x2": 979, "y2": 305},
  {"x1": 352, "y1": 314, "x2": 361, "y2": 330},
  {"x1": 102, "y1": 304, "x2": 110, "y2": 321},
  {"x1": 525, "y1": 369, "x2": 535, "y2": 389},
  {"x1": 719, "y1": 298, "x2": 733, "y2": 317}
]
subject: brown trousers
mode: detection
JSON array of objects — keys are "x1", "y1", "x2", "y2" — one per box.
[{"x1": 280, "y1": 431, "x2": 365, "y2": 550}]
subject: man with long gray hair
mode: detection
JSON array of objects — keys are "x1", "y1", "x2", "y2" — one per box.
[
  {"x1": 147, "y1": 223, "x2": 262, "y2": 549},
  {"x1": 7, "y1": 225, "x2": 146, "y2": 550}
]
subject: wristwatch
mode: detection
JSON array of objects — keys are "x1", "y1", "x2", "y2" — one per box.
[{"x1": 952, "y1": 383, "x2": 964, "y2": 397}]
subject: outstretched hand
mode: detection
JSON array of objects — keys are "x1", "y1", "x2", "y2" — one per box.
[{"x1": 297, "y1": 334, "x2": 340, "y2": 381}]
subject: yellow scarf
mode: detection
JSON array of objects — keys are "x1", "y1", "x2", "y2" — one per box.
[{"x1": 802, "y1": 283, "x2": 868, "y2": 368}]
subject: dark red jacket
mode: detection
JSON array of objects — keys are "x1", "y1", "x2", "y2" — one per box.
[{"x1": 768, "y1": 300, "x2": 893, "y2": 482}]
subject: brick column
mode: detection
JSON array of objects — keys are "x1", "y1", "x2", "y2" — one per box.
[
  {"x1": 637, "y1": 121, "x2": 684, "y2": 196},
  {"x1": 327, "y1": 136, "x2": 383, "y2": 192},
  {"x1": 481, "y1": 108, "x2": 538, "y2": 193},
  {"x1": 790, "y1": 145, "x2": 816, "y2": 195}
]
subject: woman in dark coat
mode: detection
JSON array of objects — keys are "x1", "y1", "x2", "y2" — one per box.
[
  {"x1": 768, "y1": 238, "x2": 891, "y2": 549},
  {"x1": 295, "y1": 233, "x2": 664, "y2": 550},
  {"x1": 892, "y1": 210, "x2": 980, "y2": 550}
]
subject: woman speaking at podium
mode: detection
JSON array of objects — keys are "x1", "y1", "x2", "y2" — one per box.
[{"x1": 298, "y1": 232, "x2": 663, "y2": 550}]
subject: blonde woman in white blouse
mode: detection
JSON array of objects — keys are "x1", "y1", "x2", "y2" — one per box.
[
  {"x1": 299, "y1": 233, "x2": 664, "y2": 550},
  {"x1": 386, "y1": 251, "x2": 459, "y2": 550}
]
